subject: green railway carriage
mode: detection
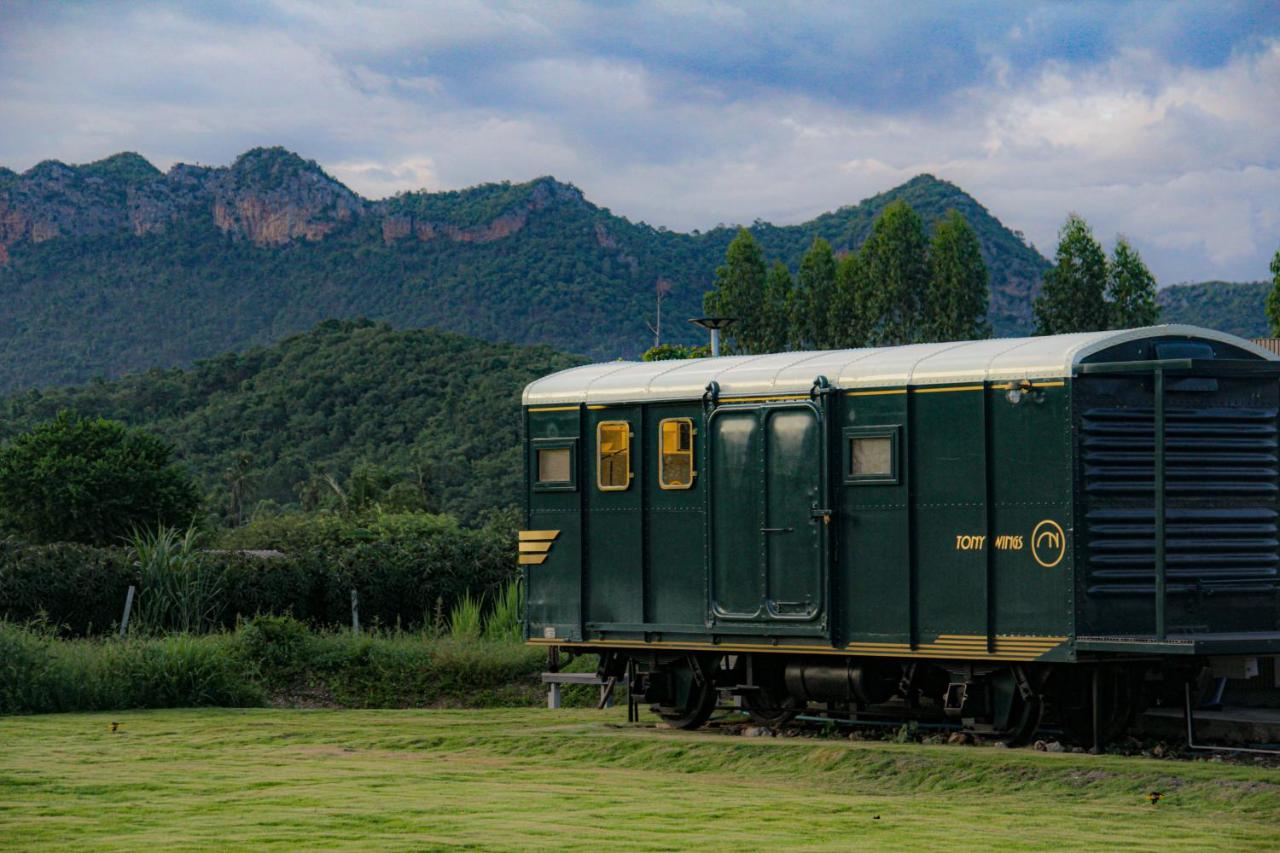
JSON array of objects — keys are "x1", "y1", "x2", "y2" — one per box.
[{"x1": 520, "y1": 326, "x2": 1280, "y2": 741}]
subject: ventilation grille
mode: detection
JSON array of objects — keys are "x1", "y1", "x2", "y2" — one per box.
[
  {"x1": 1083, "y1": 405, "x2": 1280, "y2": 596},
  {"x1": 1081, "y1": 406, "x2": 1278, "y2": 496},
  {"x1": 1085, "y1": 507, "x2": 1279, "y2": 595}
]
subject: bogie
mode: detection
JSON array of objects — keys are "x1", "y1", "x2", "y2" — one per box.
[{"x1": 615, "y1": 652, "x2": 1154, "y2": 746}]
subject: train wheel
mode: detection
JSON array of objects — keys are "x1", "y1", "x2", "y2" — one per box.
[
  {"x1": 1000, "y1": 693, "x2": 1044, "y2": 747},
  {"x1": 655, "y1": 656, "x2": 719, "y2": 730},
  {"x1": 989, "y1": 666, "x2": 1044, "y2": 747}
]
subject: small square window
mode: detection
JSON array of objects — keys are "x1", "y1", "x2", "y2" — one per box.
[
  {"x1": 538, "y1": 448, "x2": 571, "y2": 483},
  {"x1": 851, "y1": 437, "x2": 892, "y2": 477},
  {"x1": 532, "y1": 439, "x2": 576, "y2": 491},
  {"x1": 843, "y1": 426, "x2": 899, "y2": 485}
]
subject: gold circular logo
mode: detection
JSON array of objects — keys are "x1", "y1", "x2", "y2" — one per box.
[{"x1": 1031, "y1": 519, "x2": 1066, "y2": 568}]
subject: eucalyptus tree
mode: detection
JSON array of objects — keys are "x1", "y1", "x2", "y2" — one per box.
[
  {"x1": 926, "y1": 210, "x2": 991, "y2": 342},
  {"x1": 1034, "y1": 213, "x2": 1110, "y2": 335}
]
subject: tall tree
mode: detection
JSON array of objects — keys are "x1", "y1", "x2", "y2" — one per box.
[
  {"x1": 1106, "y1": 237, "x2": 1159, "y2": 329},
  {"x1": 789, "y1": 238, "x2": 839, "y2": 349},
  {"x1": 926, "y1": 210, "x2": 991, "y2": 342},
  {"x1": 1267, "y1": 247, "x2": 1280, "y2": 337},
  {"x1": 703, "y1": 228, "x2": 767, "y2": 353},
  {"x1": 830, "y1": 253, "x2": 872, "y2": 349},
  {"x1": 0, "y1": 411, "x2": 202, "y2": 545},
  {"x1": 760, "y1": 261, "x2": 794, "y2": 353},
  {"x1": 860, "y1": 200, "x2": 930, "y2": 345},
  {"x1": 1034, "y1": 213, "x2": 1110, "y2": 335}
]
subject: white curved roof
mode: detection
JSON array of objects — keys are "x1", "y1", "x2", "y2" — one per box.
[{"x1": 523, "y1": 325, "x2": 1276, "y2": 406}]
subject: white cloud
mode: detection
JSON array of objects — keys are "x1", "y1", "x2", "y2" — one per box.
[{"x1": 0, "y1": 2, "x2": 1277, "y2": 283}]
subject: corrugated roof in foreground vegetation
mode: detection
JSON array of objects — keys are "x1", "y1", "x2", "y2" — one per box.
[{"x1": 523, "y1": 326, "x2": 1277, "y2": 406}]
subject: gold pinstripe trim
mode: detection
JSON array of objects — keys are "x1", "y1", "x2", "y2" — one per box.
[
  {"x1": 846, "y1": 389, "x2": 907, "y2": 397},
  {"x1": 528, "y1": 406, "x2": 579, "y2": 412},
  {"x1": 527, "y1": 634, "x2": 1067, "y2": 661},
  {"x1": 985, "y1": 380, "x2": 1065, "y2": 391},
  {"x1": 719, "y1": 394, "x2": 812, "y2": 403},
  {"x1": 913, "y1": 385, "x2": 984, "y2": 393}
]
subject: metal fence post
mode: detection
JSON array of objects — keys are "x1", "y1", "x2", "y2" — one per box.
[{"x1": 118, "y1": 585, "x2": 136, "y2": 639}]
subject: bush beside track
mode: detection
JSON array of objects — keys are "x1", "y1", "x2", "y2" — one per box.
[
  {"x1": 0, "y1": 617, "x2": 586, "y2": 715},
  {"x1": 0, "y1": 511, "x2": 515, "y2": 636}
]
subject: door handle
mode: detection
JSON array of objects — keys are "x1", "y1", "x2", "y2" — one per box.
[{"x1": 761, "y1": 527, "x2": 795, "y2": 534}]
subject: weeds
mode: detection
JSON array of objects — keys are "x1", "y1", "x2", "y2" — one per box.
[
  {"x1": 483, "y1": 580, "x2": 523, "y2": 643},
  {"x1": 131, "y1": 524, "x2": 222, "y2": 635},
  {"x1": 0, "y1": 619, "x2": 546, "y2": 715},
  {"x1": 449, "y1": 592, "x2": 483, "y2": 641}
]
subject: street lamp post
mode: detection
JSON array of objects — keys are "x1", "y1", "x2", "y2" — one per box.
[{"x1": 689, "y1": 317, "x2": 737, "y2": 357}]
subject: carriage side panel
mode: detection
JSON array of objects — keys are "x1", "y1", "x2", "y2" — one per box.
[
  {"x1": 525, "y1": 407, "x2": 584, "y2": 642},
  {"x1": 645, "y1": 402, "x2": 708, "y2": 630}
]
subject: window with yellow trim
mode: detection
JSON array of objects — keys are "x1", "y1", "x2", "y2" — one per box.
[
  {"x1": 596, "y1": 421, "x2": 632, "y2": 490},
  {"x1": 658, "y1": 418, "x2": 695, "y2": 489}
]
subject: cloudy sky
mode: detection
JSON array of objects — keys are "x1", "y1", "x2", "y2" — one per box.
[{"x1": 1, "y1": 1, "x2": 1278, "y2": 284}]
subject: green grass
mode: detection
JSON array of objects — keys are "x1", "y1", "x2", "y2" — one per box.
[{"x1": 1, "y1": 708, "x2": 1276, "y2": 850}]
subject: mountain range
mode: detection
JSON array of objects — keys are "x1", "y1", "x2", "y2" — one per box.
[
  {"x1": 0, "y1": 147, "x2": 1051, "y2": 391},
  {"x1": 0, "y1": 146, "x2": 1266, "y2": 392}
]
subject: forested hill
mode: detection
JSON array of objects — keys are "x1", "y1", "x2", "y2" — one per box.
[
  {"x1": 0, "y1": 320, "x2": 585, "y2": 522},
  {"x1": 1157, "y1": 280, "x2": 1269, "y2": 339},
  {"x1": 0, "y1": 147, "x2": 1049, "y2": 391}
]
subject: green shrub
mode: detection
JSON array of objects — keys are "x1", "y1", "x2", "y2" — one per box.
[
  {"x1": 0, "y1": 539, "x2": 135, "y2": 634},
  {"x1": 0, "y1": 623, "x2": 262, "y2": 714},
  {"x1": 0, "y1": 411, "x2": 202, "y2": 545},
  {"x1": 0, "y1": 622, "x2": 54, "y2": 713},
  {"x1": 120, "y1": 634, "x2": 262, "y2": 709},
  {"x1": 235, "y1": 614, "x2": 311, "y2": 678},
  {"x1": 0, "y1": 622, "x2": 545, "y2": 714},
  {"x1": 308, "y1": 633, "x2": 543, "y2": 708},
  {"x1": 0, "y1": 509, "x2": 517, "y2": 636}
]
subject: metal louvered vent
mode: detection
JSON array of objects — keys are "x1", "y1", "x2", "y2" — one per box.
[{"x1": 1082, "y1": 405, "x2": 1280, "y2": 596}]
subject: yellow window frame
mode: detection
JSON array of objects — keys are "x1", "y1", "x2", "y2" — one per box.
[
  {"x1": 596, "y1": 421, "x2": 633, "y2": 491},
  {"x1": 658, "y1": 417, "x2": 696, "y2": 490}
]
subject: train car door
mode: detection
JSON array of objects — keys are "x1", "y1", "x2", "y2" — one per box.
[{"x1": 708, "y1": 402, "x2": 827, "y2": 633}]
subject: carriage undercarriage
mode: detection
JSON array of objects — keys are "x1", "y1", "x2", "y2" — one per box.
[{"x1": 594, "y1": 648, "x2": 1200, "y2": 747}]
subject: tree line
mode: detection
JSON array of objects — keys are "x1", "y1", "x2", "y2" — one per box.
[{"x1": 687, "y1": 202, "x2": 1163, "y2": 357}]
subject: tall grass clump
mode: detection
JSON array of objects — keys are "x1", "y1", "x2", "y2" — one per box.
[
  {"x1": 449, "y1": 592, "x2": 484, "y2": 641},
  {"x1": 483, "y1": 580, "x2": 524, "y2": 643},
  {"x1": 131, "y1": 524, "x2": 223, "y2": 634}
]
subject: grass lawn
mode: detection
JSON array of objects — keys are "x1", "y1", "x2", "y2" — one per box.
[{"x1": 1, "y1": 707, "x2": 1277, "y2": 851}]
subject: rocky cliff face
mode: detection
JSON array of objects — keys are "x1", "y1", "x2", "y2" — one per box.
[{"x1": 0, "y1": 148, "x2": 588, "y2": 262}]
